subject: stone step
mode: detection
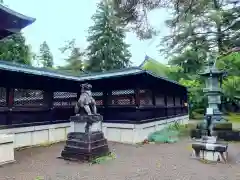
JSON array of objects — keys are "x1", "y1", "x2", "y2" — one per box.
[
  {"x1": 67, "y1": 131, "x2": 104, "y2": 141},
  {"x1": 66, "y1": 139, "x2": 108, "y2": 148},
  {"x1": 61, "y1": 131, "x2": 110, "y2": 162},
  {"x1": 61, "y1": 145, "x2": 109, "y2": 161}
]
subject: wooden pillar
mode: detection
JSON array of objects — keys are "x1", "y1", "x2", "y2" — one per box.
[
  {"x1": 77, "y1": 91, "x2": 81, "y2": 100},
  {"x1": 151, "y1": 89, "x2": 156, "y2": 119},
  {"x1": 103, "y1": 91, "x2": 108, "y2": 107},
  {"x1": 173, "y1": 96, "x2": 176, "y2": 116},
  {"x1": 43, "y1": 91, "x2": 53, "y2": 108},
  {"x1": 134, "y1": 88, "x2": 140, "y2": 107},
  {"x1": 103, "y1": 90, "x2": 110, "y2": 119},
  {"x1": 43, "y1": 91, "x2": 53, "y2": 122},
  {"x1": 164, "y1": 94, "x2": 168, "y2": 117},
  {"x1": 180, "y1": 96, "x2": 183, "y2": 114},
  {"x1": 6, "y1": 88, "x2": 14, "y2": 125},
  {"x1": 103, "y1": 91, "x2": 107, "y2": 117},
  {"x1": 152, "y1": 89, "x2": 156, "y2": 106},
  {"x1": 134, "y1": 88, "x2": 140, "y2": 121}
]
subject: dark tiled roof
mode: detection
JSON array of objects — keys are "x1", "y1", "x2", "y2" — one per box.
[
  {"x1": 0, "y1": 4, "x2": 35, "y2": 39},
  {"x1": 0, "y1": 60, "x2": 186, "y2": 88}
]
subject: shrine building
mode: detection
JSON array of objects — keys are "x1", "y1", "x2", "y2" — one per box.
[{"x1": 0, "y1": 4, "x2": 189, "y2": 148}]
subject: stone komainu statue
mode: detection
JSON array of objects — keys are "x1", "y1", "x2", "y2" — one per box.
[
  {"x1": 74, "y1": 83, "x2": 99, "y2": 133},
  {"x1": 75, "y1": 83, "x2": 97, "y2": 116}
]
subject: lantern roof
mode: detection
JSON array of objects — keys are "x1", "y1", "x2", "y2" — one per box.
[{"x1": 199, "y1": 65, "x2": 225, "y2": 77}]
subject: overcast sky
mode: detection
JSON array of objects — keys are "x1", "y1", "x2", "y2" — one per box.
[{"x1": 5, "y1": 0, "x2": 170, "y2": 66}]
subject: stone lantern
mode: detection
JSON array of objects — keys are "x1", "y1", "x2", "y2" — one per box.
[
  {"x1": 199, "y1": 60, "x2": 226, "y2": 122},
  {"x1": 190, "y1": 50, "x2": 240, "y2": 162}
]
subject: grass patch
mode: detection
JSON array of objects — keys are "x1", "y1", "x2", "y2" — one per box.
[
  {"x1": 191, "y1": 112, "x2": 204, "y2": 120},
  {"x1": 224, "y1": 113, "x2": 240, "y2": 123},
  {"x1": 35, "y1": 176, "x2": 44, "y2": 180},
  {"x1": 167, "y1": 122, "x2": 190, "y2": 137},
  {"x1": 90, "y1": 152, "x2": 116, "y2": 165},
  {"x1": 147, "y1": 122, "x2": 191, "y2": 144}
]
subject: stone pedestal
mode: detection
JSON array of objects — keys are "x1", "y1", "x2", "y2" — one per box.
[
  {"x1": 70, "y1": 119, "x2": 102, "y2": 133},
  {"x1": 191, "y1": 136, "x2": 228, "y2": 163},
  {"x1": 0, "y1": 134, "x2": 15, "y2": 165},
  {"x1": 61, "y1": 115, "x2": 110, "y2": 162}
]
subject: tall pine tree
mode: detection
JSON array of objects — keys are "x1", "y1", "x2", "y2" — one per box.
[
  {"x1": 58, "y1": 39, "x2": 85, "y2": 75},
  {"x1": 38, "y1": 41, "x2": 53, "y2": 68},
  {"x1": 86, "y1": 0, "x2": 131, "y2": 72}
]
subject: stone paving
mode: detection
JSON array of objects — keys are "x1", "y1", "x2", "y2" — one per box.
[{"x1": 0, "y1": 139, "x2": 240, "y2": 180}]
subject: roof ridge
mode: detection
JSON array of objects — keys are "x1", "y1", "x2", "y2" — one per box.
[
  {"x1": 0, "y1": 4, "x2": 36, "y2": 22},
  {"x1": 0, "y1": 60, "x2": 142, "y2": 78},
  {"x1": 0, "y1": 60, "x2": 186, "y2": 88},
  {"x1": 0, "y1": 60, "x2": 82, "y2": 79},
  {"x1": 139, "y1": 55, "x2": 166, "y2": 68},
  {"x1": 78, "y1": 66, "x2": 141, "y2": 77}
]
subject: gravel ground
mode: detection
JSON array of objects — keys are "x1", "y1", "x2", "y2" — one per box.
[{"x1": 0, "y1": 139, "x2": 240, "y2": 180}]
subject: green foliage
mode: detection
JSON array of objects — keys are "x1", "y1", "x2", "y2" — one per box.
[
  {"x1": 90, "y1": 152, "x2": 116, "y2": 164},
  {"x1": 222, "y1": 76, "x2": 240, "y2": 102},
  {"x1": 140, "y1": 56, "x2": 192, "y2": 82},
  {"x1": 168, "y1": 49, "x2": 207, "y2": 74},
  {"x1": 0, "y1": 33, "x2": 32, "y2": 65},
  {"x1": 58, "y1": 39, "x2": 85, "y2": 75},
  {"x1": 38, "y1": 41, "x2": 53, "y2": 68},
  {"x1": 217, "y1": 52, "x2": 240, "y2": 104},
  {"x1": 34, "y1": 176, "x2": 44, "y2": 180},
  {"x1": 179, "y1": 78, "x2": 205, "y2": 117},
  {"x1": 140, "y1": 56, "x2": 169, "y2": 77},
  {"x1": 166, "y1": 66, "x2": 188, "y2": 82},
  {"x1": 218, "y1": 52, "x2": 240, "y2": 76},
  {"x1": 85, "y1": 0, "x2": 131, "y2": 72}
]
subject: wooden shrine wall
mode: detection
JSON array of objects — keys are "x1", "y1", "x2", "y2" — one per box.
[{"x1": 0, "y1": 86, "x2": 188, "y2": 127}]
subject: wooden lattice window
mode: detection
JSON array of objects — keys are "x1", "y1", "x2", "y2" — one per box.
[
  {"x1": 139, "y1": 89, "x2": 153, "y2": 105},
  {"x1": 14, "y1": 89, "x2": 44, "y2": 107},
  {"x1": 110, "y1": 89, "x2": 135, "y2": 105},
  {"x1": 92, "y1": 92, "x2": 103, "y2": 106},
  {"x1": 0, "y1": 87, "x2": 6, "y2": 107},
  {"x1": 53, "y1": 92, "x2": 77, "y2": 107}
]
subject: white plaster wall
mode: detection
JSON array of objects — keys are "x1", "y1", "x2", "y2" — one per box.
[
  {"x1": 0, "y1": 115, "x2": 189, "y2": 148},
  {"x1": 103, "y1": 115, "x2": 189, "y2": 144},
  {"x1": 0, "y1": 134, "x2": 15, "y2": 165},
  {"x1": 0, "y1": 123, "x2": 71, "y2": 148}
]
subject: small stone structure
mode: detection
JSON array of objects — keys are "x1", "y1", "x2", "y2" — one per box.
[
  {"x1": 191, "y1": 136, "x2": 228, "y2": 163},
  {"x1": 61, "y1": 83, "x2": 109, "y2": 161}
]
